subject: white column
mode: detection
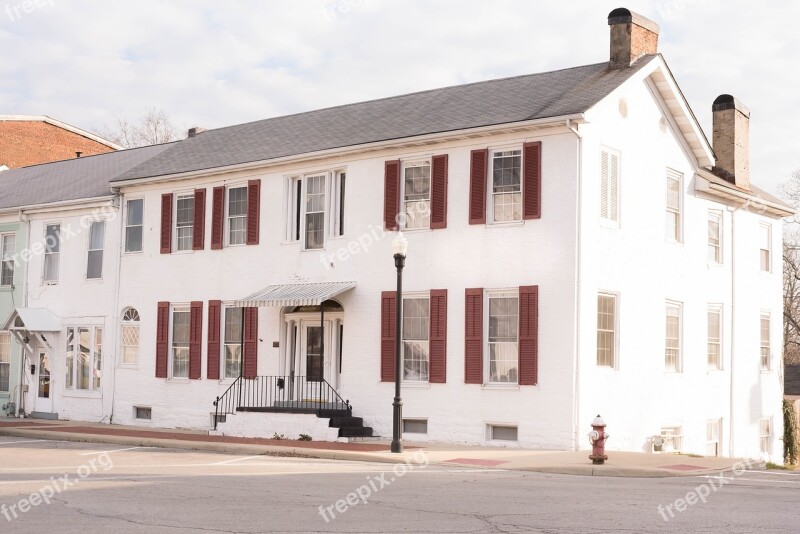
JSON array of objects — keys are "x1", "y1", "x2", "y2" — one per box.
[{"x1": 283, "y1": 320, "x2": 293, "y2": 377}]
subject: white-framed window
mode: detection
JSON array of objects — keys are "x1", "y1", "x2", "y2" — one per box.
[
  {"x1": 86, "y1": 220, "x2": 105, "y2": 279},
  {"x1": 402, "y1": 160, "x2": 431, "y2": 230},
  {"x1": 490, "y1": 149, "x2": 522, "y2": 223},
  {"x1": 43, "y1": 224, "x2": 61, "y2": 283},
  {"x1": 121, "y1": 308, "x2": 140, "y2": 365},
  {"x1": 706, "y1": 418, "x2": 721, "y2": 457},
  {"x1": 665, "y1": 169, "x2": 682, "y2": 242},
  {"x1": 227, "y1": 186, "x2": 248, "y2": 246},
  {"x1": 1, "y1": 234, "x2": 15, "y2": 286},
  {"x1": 760, "y1": 418, "x2": 772, "y2": 455},
  {"x1": 665, "y1": 301, "x2": 682, "y2": 372},
  {"x1": 760, "y1": 312, "x2": 771, "y2": 371},
  {"x1": 134, "y1": 406, "x2": 152, "y2": 420},
  {"x1": 304, "y1": 174, "x2": 326, "y2": 249},
  {"x1": 487, "y1": 290, "x2": 519, "y2": 384},
  {"x1": 223, "y1": 306, "x2": 243, "y2": 379},
  {"x1": 171, "y1": 306, "x2": 190, "y2": 378},
  {"x1": 402, "y1": 295, "x2": 429, "y2": 382},
  {"x1": 707, "y1": 211, "x2": 722, "y2": 263},
  {"x1": 125, "y1": 198, "x2": 144, "y2": 253},
  {"x1": 600, "y1": 148, "x2": 620, "y2": 224},
  {"x1": 64, "y1": 326, "x2": 102, "y2": 391},
  {"x1": 596, "y1": 293, "x2": 617, "y2": 368},
  {"x1": 0, "y1": 332, "x2": 10, "y2": 392},
  {"x1": 286, "y1": 170, "x2": 346, "y2": 246},
  {"x1": 174, "y1": 193, "x2": 194, "y2": 252},
  {"x1": 708, "y1": 306, "x2": 722, "y2": 370},
  {"x1": 759, "y1": 223, "x2": 771, "y2": 272}
]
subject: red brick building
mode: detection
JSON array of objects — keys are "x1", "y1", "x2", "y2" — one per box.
[{"x1": 0, "y1": 115, "x2": 120, "y2": 169}]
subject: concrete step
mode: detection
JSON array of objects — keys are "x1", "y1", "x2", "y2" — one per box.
[
  {"x1": 339, "y1": 426, "x2": 374, "y2": 438},
  {"x1": 317, "y1": 408, "x2": 351, "y2": 418},
  {"x1": 328, "y1": 416, "x2": 363, "y2": 428}
]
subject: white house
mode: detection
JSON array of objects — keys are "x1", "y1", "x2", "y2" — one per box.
[
  {"x1": 3, "y1": 8, "x2": 792, "y2": 461},
  {"x1": 0, "y1": 144, "x2": 170, "y2": 421}
]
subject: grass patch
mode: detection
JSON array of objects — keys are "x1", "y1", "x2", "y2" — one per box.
[{"x1": 766, "y1": 461, "x2": 791, "y2": 470}]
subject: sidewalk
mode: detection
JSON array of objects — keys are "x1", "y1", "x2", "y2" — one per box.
[{"x1": 0, "y1": 418, "x2": 762, "y2": 477}]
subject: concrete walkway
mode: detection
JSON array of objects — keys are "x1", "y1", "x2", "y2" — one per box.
[{"x1": 0, "y1": 418, "x2": 762, "y2": 477}]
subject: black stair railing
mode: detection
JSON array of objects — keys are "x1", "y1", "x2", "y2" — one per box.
[{"x1": 212, "y1": 375, "x2": 351, "y2": 430}]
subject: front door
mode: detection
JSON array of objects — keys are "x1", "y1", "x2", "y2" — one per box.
[
  {"x1": 304, "y1": 325, "x2": 324, "y2": 382},
  {"x1": 36, "y1": 351, "x2": 52, "y2": 412}
]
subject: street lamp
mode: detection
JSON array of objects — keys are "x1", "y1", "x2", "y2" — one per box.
[{"x1": 391, "y1": 232, "x2": 408, "y2": 454}]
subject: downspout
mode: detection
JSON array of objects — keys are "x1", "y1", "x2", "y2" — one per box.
[
  {"x1": 109, "y1": 191, "x2": 124, "y2": 424},
  {"x1": 567, "y1": 119, "x2": 583, "y2": 450}
]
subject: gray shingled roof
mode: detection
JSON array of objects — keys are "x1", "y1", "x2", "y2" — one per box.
[
  {"x1": 786, "y1": 365, "x2": 800, "y2": 396},
  {"x1": 114, "y1": 57, "x2": 656, "y2": 182},
  {"x1": 0, "y1": 143, "x2": 172, "y2": 210}
]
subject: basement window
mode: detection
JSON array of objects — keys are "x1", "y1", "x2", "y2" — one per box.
[
  {"x1": 402, "y1": 419, "x2": 428, "y2": 434},
  {"x1": 134, "y1": 406, "x2": 152, "y2": 420},
  {"x1": 488, "y1": 424, "x2": 518, "y2": 441}
]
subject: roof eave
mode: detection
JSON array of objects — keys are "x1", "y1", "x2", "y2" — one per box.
[{"x1": 695, "y1": 170, "x2": 795, "y2": 218}]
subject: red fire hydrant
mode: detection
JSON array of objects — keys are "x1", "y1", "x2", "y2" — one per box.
[{"x1": 588, "y1": 415, "x2": 609, "y2": 465}]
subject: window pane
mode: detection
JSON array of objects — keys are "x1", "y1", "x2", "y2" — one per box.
[
  {"x1": 121, "y1": 325, "x2": 139, "y2": 365},
  {"x1": 224, "y1": 308, "x2": 243, "y2": 379},
  {"x1": 404, "y1": 164, "x2": 430, "y2": 201},
  {"x1": 127, "y1": 199, "x2": 143, "y2": 226},
  {"x1": 707, "y1": 309, "x2": 721, "y2": 369},
  {"x1": 228, "y1": 187, "x2": 247, "y2": 217},
  {"x1": 707, "y1": 214, "x2": 721, "y2": 262},
  {"x1": 175, "y1": 195, "x2": 194, "y2": 251},
  {"x1": 402, "y1": 298, "x2": 430, "y2": 381},
  {"x1": 173, "y1": 310, "x2": 190, "y2": 345},
  {"x1": 489, "y1": 296, "x2": 518, "y2": 383},
  {"x1": 492, "y1": 151, "x2": 522, "y2": 223},
  {"x1": 78, "y1": 328, "x2": 91, "y2": 390},
  {"x1": 65, "y1": 328, "x2": 74, "y2": 388},
  {"x1": 125, "y1": 226, "x2": 143, "y2": 253},
  {"x1": 596, "y1": 294, "x2": 615, "y2": 367},
  {"x1": 94, "y1": 328, "x2": 102, "y2": 389},
  {"x1": 305, "y1": 212, "x2": 324, "y2": 250},
  {"x1": 0, "y1": 333, "x2": 10, "y2": 392},
  {"x1": 228, "y1": 216, "x2": 246, "y2": 246},
  {"x1": 1, "y1": 235, "x2": 14, "y2": 286},
  {"x1": 45, "y1": 225, "x2": 60, "y2": 253},
  {"x1": 89, "y1": 221, "x2": 105, "y2": 250},
  {"x1": 665, "y1": 305, "x2": 681, "y2": 371}
]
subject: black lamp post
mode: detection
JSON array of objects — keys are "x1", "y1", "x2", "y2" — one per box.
[{"x1": 391, "y1": 231, "x2": 408, "y2": 454}]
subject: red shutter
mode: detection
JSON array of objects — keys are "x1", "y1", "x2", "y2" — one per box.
[
  {"x1": 429, "y1": 289, "x2": 447, "y2": 383},
  {"x1": 384, "y1": 160, "x2": 401, "y2": 230},
  {"x1": 469, "y1": 149, "x2": 487, "y2": 224},
  {"x1": 160, "y1": 193, "x2": 173, "y2": 254},
  {"x1": 189, "y1": 301, "x2": 203, "y2": 380},
  {"x1": 192, "y1": 189, "x2": 206, "y2": 250},
  {"x1": 464, "y1": 288, "x2": 484, "y2": 384},
  {"x1": 380, "y1": 291, "x2": 397, "y2": 382},
  {"x1": 518, "y1": 285, "x2": 539, "y2": 385},
  {"x1": 430, "y1": 155, "x2": 448, "y2": 229},
  {"x1": 523, "y1": 141, "x2": 542, "y2": 220},
  {"x1": 207, "y1": 300, "x2": 221, "y2": 380},
  {"x1": 155, "y1": 301, "x2": 169, "y2": 378},
  {"x1": 243, "y1": 307, "x2": 258, "y2": 378},
  {"x1": 246, "y1": 179, "x2": 260, "y2": 245},
  {"x1": 210, "y1": 186, "x2": 225, "y2": 250}
]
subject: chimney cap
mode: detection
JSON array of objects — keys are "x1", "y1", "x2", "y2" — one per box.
[
  {"x1": 712, "y1": 94, "x2": 750, "y2": 117},
  {"x1": 608, "y1": 7, "x2": 660, "y2": 34}
]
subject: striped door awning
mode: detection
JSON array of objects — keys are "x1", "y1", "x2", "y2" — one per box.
[{"x1": 234, "y1": 281, "x2": 357, "y2": 307}]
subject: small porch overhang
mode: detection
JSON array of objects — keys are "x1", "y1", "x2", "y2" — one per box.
[
  {"x1": 2, "y1": 307, "x2": 61, "y2": 351},
  {"x1": 235, "y1": 281, "x2": 356, "y2": 308}
]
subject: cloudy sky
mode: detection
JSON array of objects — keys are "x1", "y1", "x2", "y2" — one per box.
[{"x1": 1, "y1": 0, "x2": 797, "y2": 193}]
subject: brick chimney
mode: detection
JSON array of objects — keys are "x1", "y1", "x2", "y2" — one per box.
[
  {"x1": 187, "y1": 127, "x2": 206, "y2": 138},
  {"x1": 712, "y1": 94, "x2": 750, "y2": 190},
  {"x1": 608, "y1": 8, "x2": 660, "y2": 68}
]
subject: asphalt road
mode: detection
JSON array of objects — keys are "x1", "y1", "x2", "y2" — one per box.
[{"x1": 0, "y1": 436, "x2": 796, "y2": 533}]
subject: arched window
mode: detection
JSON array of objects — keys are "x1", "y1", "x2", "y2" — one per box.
[{"x1": 121, "y1": 308, "x2": 140, "y2": 365}]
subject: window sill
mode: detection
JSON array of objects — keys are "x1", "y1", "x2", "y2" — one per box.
[
  {"x1": 84, "y1": 278, "x2": 104, "y2": 283},
  {"x1": 41, "y1": 281, "x2": 58, "y2": 286},
  {"x1": 401, "y1": 381, "x2": 431, "y2": 389},
  {"x1": 123, "y1": 250, "x2": 143, "y2": 255},
  {"x1": 486, "y1": 221, "x2": 524, "y2": 229},
  {"x1": 599, "y1": 219, "x2": 620, "y2": 229},
  {"x1": 171, "y1": 250, "x2": 194, "y2": 255},
  {"x1": 481, "y1": 383, "x2": 520, "y2": 391},
  {"x1": 706, "y1": 261, "x2": 724, "y2": 269},
  {"x1": 0, "y1": 286, "x2": 15, "y2": 291},
  {"x1": 595, "y1": 365, "x2": 618, "y2": 371},
  {"x1": 118, "y1": 364, "x2": 139, "y2": 370},
  {"x1": 167, "y1": 378, "x2": 192, "y2": 383},
  {"x1": 400, "y1": 227, "x2": 432, "y2": 234},
  {"x1": 760, "y1": 369, "x2": 773, "y2": 374}
]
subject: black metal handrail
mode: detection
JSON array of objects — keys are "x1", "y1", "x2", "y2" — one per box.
[{"x1": 212, "y1": 375, "x2": 351, "y2": 430}]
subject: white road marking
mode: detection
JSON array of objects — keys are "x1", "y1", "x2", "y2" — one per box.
[
  {"x1": 0, "y1": 440, "x2": 48, "y2": 445},
  {"x1": 211, "y1": 455, "x2": 264, "y2": 465},
  {"x1": 745, "y1": 470, "x2": 800, "y2": 477}
]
